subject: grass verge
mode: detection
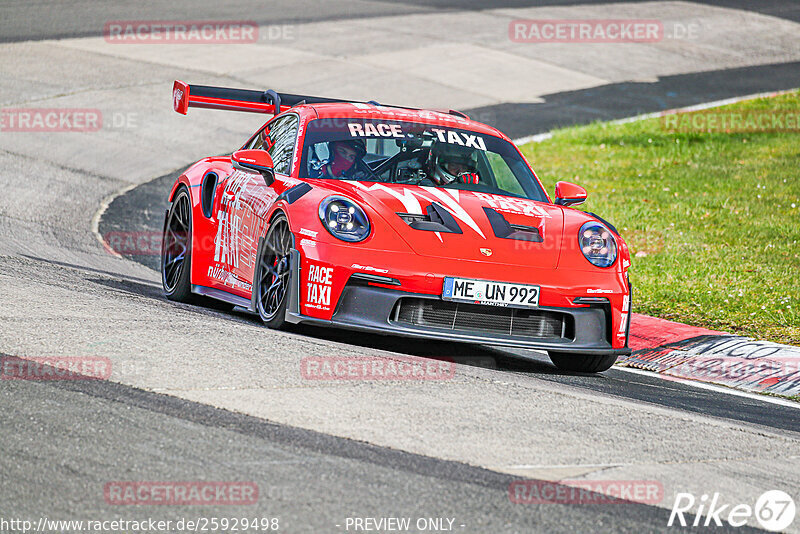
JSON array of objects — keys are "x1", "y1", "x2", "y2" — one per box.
[{"x1": 519, "y1": 91, "x2": 800, "y2": 345}]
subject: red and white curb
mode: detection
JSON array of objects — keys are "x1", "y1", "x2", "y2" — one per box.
[{"x1": 617, "y1": 314, "x2": 800, "y2": 400}]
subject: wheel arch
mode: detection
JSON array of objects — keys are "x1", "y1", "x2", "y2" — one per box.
[
  {"x1": 168, "y1": 175, "x2": 192, "y2": 202},
  {"x1": 264, "y1": 204, "x2": 295, "y2": 239}
]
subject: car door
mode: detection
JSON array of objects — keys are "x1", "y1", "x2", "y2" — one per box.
[{"x1": 217, "y1": 114, "x2": 300, "y2": 296}]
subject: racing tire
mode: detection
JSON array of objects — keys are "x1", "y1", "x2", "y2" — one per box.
[
  {"x1": 548, "y1": 352, "x2": 617, "y2": 373},
  {"x1": 253, "y1": 213, "x2": 294, "y2": 330},
  {"x1": 161, "y1": 186, "x2": 195, "y2": 303}
]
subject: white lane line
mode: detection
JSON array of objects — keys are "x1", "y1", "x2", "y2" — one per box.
[
  {"x1": 513, "y1": 88, "x2": 799, "y2": 145},
  {"x1": 615, "y1": 365, "x2": 800, "y2": 409},
  {"x1": 506, "y1": 462, "x2": 625, "y2": 469}
]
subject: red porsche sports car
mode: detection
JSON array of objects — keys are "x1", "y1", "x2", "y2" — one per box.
[{"x1": 163, "y1": 80, "x2": 632, "y2": 373}]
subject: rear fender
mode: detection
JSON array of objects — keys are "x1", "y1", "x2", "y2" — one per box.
[{"x1": 166, "y1": 158, "x2": 232, "y2": 287}]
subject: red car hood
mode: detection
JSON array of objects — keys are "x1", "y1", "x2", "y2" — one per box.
[{"x1": 317, "y1": 180, "x2": 564, "y2": 268}]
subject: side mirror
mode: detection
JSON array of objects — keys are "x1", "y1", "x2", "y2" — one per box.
[
  {"x1": 554, "y1": 181, "x2": 587, "y2": 207},
  {"x1": 232, "y1": 149, "x2": 274, "y2": 185}
]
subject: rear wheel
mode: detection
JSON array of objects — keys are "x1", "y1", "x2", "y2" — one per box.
[
  {"x1": 548, "y1": 352, "x2": 617, "y2": 373},
  {"x1": 254, "y1": 214, "x2": 294, "y2": 329},
  {"x1": 161, "y1": 186, "x2": 194, "y2": 302}
]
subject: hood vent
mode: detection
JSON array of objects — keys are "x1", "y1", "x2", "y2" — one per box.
[
  {"x1": 483, "y1": 207, "x2": 543, "y2": 242},
  {"x1": 397, "y1": 202, "x2": 462, "y2": 234}
]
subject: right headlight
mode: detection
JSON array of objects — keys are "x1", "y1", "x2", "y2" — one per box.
[
  {"x1": 319, "y1": 196, "x2": 371, "y2": 243},
  {"x1": 579, "y1": 222, "x2": 617, "y2": 268}
]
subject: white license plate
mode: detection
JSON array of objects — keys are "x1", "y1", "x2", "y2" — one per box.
[{"x1": 442, "y1": 277, "x2": 540, "y2": 308}]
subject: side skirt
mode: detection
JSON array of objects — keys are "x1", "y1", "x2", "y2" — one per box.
[{"x1": 191, "y1": 284, "x2": 252, "y2": 309}]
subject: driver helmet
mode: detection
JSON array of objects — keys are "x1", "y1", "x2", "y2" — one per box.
[
  {"x1": 428, "y1": 143, "x2": 477, "y2": 184},
  {"x1": 327, "y1": 139, "x2": 366, "y2": 177}
]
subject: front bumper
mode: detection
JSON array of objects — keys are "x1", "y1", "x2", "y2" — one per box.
[{"x1": 286, "y1": 257, "x2": 630, "y2": 356}]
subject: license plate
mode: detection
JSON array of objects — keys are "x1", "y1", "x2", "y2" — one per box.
[{"x1": 442, "y1": 277, "x2": 540, "y2": 308}]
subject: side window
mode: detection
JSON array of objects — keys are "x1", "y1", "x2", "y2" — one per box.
[{"x1": 264, "y1": 115, "x2": 299, "y2": 175}]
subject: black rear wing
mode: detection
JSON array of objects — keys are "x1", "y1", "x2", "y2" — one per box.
[
  {"x1": 173, "y1": 80, "x2": 379, "y2": 115},
  {"x1": 172, "y1": 80, "x2": 470, "y2": 119}
]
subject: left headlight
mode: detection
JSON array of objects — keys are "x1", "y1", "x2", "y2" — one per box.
[
  {"x1": 579, "y1": 222, "x2": 617, "y2": 268},
  {"x1": 319, "y1": 196, "x2": 371, "y2": 243}
]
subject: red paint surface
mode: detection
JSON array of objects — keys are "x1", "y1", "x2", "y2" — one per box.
[{"x1": 629, "y1": 313, "x2": 726, "y2": 351}]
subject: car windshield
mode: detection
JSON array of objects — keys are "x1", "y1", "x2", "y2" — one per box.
[{"x1": 299, "y1": 117, "x2": 548, "y2": 202}]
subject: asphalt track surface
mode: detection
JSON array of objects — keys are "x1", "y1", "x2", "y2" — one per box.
[
  {"x1": 103, "y1": 169, "x2": 800, "y2": 438},
  {"x1": 2, "y1": 1, "x2": 800, "y2": 533},
  {"x1": 2, "y1": 0, "x2": 800, "y2": 43}
]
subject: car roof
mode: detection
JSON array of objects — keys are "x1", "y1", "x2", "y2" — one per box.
[{"x1": 291, "y1": 102, "x2": 507, "y2": 140}]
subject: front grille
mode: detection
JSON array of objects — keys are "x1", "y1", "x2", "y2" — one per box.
[{"x1": 392, "y1": 298, "x2": 573, "y2": 340}]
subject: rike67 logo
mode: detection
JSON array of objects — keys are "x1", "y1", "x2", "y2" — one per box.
[{"x1": 669, "y1": 490, "x2": 795, "y2": 531}]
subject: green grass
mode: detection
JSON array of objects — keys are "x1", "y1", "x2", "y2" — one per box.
[{"x1": 519, "y1": 91, "x2": 800, "y2": 345}]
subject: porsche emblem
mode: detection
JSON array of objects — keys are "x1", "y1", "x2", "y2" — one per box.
[
  {"x1": 173, "y1": 88, "x2": 184, "y2": 111},
  {"x1": 480, "y1": 248, "x2": 493, "y2": 257}
]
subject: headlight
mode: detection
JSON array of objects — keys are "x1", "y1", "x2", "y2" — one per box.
[
  {"x1": 319, "y1": 196, "x2": 371, "y2": 242},
  {"x1": 579, "y1": 222, "x2": 617, "y2": 268}
]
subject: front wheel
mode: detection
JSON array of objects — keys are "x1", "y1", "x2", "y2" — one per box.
[
  {"x1": 548, "y1": 352, "x2": 617, "y2": 373},
  {"x1": 253, "y1": 214, "x2": 294, "y2": 329}
]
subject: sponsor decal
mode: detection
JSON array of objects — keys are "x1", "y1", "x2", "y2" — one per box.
[
  {"x1": 430, "y1": 128, "x2": 487, "y2": 150},
  {"x1": 306, "y1": 263, "x2": 334, "y2": 310},
  {"x1": 213, "y1": 210, "x2": 240, "y2": 268},
  {"x1": 299, "y1": 238, "x2": 316, "y2": 248},
  {"x1": 207, "y1": 265, "x2": 251, "y2": 291},
  {"x1": 347, "y1": 122, "x2": 404, "y2": 138},
  {"x1": 418, "y1": 109, "x2": 470, "y2": 124},
  {"x1": 214, "y1": 171, "x2": 249, "y2": 269},
  {"x1": 351, "y1": 264, "x2": 389, "y2": 274},
  {"x1": 104, "y1": 481, "x2": 258, "y2": 505},
  {"x1": 617, "y1": 293, "x2": 631, "y2": 336},
  {"x1": 472, "y1": 191, "x2": 551, "y2": 218},
  {"x1": 298, "y1": 228, "x2": 318, "y2": 238},
  {"x1": 212, "y1": 169, "x2": 275, "y2": 284},
  {"x1": 587, "y1": 288, "x2": 613, "y2": 294}
]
